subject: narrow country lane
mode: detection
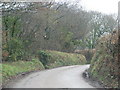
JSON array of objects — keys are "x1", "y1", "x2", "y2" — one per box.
[{"x1": 6, "y1": 65, "x2": 97, "y2": 88}]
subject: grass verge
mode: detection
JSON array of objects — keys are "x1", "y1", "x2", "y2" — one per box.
[
  {"x1": 1, "y1": 59, "x2": 44, "y2": 86},
  {"x1": 38, "y1": 50, "x2": 87, "y2": 69},
  {"x1": 1, "y1": 50, "x2": 87, "y2": 87}
]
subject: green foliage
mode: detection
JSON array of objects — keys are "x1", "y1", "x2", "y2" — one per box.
[
  {"x1": 75, "y1": 49, "x2": 96, "y2": 64},
  {"x1": 3, "y1": 15, "x2": 21, "y2": 37},
  {"x1": 7, "y1": 38, "x2": 25, "y2": 61},
  {"x1": 38, "y1": 50, "x2": 86, "y2": 69},
  {"x1": 2, "y1": 59, "x2": 44, "y2": 84},
  {"x1": 2, "y1": 15, "x2": 34, "y2": 62},
  {"x1": 60, "y1": 32, "x2": 75, "y2": 52},
  {"x1": 2, "y1": 15, "x2": 26, "y2": 61},
  {"x1": 37, "y1": 50, "x2": 51, "y2": 68},
  {"x1": 89, "y1": 31, "x2": 119, "y2": 88}
]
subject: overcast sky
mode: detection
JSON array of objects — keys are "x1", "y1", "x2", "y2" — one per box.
[{"x1": 55, "y1": 0, "x2": 119, "y2": 14}]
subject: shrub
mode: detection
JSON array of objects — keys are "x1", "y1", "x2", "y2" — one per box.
[
  {"x1": 4, "y1": 38, "x2": 25, "y2": 61},
  {"x1": 37, "y1": 50, "x2": 51, "y2": 68},
  {"x1": 89, "y1": 30, "x2": 119, "y2": 88},
  {"x1": 74, "y1": 49, "x2": 96, "y2": 63},
  {"x1": 37, "y1": 50, "x2": 86, "y2": 69}
]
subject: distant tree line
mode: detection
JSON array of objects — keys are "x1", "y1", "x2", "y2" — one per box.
[{"x1": 1, "y1": 2, "x2": 117, "y2": 61}]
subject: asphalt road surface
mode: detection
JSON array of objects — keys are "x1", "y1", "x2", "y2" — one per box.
[{"x1": 6, "y1": 65, "x2": 97, "y2": 88}]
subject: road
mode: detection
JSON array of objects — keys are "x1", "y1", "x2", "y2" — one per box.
[{"x1": 6, "y1": 65, "x2": 96, "y2": 88}]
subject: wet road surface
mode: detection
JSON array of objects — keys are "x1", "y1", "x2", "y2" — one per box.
[{"x1": 6, "y1": 65, "x2": 96, "y2": 88}]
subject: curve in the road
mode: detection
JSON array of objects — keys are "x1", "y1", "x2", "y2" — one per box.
[{"x1": 6, "y1": 65, "x2": 96, "y2": 88}]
